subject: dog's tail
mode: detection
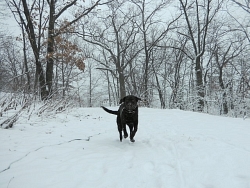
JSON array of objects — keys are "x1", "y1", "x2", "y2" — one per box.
[{"x1": 101, "y1": 106, "x2": 118, "y2": 115}]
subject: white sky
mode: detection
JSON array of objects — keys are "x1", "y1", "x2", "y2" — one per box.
[{"x1": 1, "y1": 0, "x2": 249, "y2": 38}]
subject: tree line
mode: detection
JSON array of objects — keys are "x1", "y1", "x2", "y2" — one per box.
[{"x1": 0, "y1": 0, "x2": 249, "y2": 117}]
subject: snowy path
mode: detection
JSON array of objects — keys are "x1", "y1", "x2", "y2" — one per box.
[{"x1": 1, "y1": 108, "x2": 250, "y2": 188}]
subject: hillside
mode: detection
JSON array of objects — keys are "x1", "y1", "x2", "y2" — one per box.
[{"x1": 1, "y1": 107, "x2": 250, "y2": 188}]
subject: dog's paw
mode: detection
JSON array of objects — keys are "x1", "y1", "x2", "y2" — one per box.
[
  {"x1": 130, "y1": 138, "x2": 135, "y2": 142},
  {"x1": 124, "y1": 134, "x2": 128, "y2": 139}
]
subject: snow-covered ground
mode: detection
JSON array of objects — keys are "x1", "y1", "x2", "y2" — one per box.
[{"x1": 1, "y1": 107, "x2": 250, "y2": 188}]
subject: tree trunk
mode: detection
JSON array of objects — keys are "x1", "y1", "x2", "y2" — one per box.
[
  {"x1": 195, "y1": 56, "x2": 205, "y2": 111},
  {"x1": 142, "y1": 26, "x2": 150, "y2": 105},
  {"x1": 21, "y1": 0, "x2": 48, "y2": 100},
  {"x1": 218, "y1": 67, "x2": 228, "y2": 114},
  {"x1": 21, "y1": 23, "x2": 31, "y2": 91},
  {"x1": 118, "y1": 70, "x2": 126, "y2": 99},
  {"x1": 89, "y1": 64, "x2": 92, "y2": 107},
  {"x1": 46, "y1": 0, "x2": 55, "y2": 95},
  {"x1": 154, "y1": 68, "x2": 165, "y2": 109},
  {"x1": 107, "y1": 71, "x2": 112, "y2": 106}
]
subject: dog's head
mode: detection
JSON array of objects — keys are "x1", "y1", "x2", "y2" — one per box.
[{"x1": 119, "y1": 95, "x2": 141, "y2": 113}]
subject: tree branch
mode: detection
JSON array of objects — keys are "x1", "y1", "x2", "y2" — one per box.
[
  {"x1": 55, "y1": 0, "x2": 77, "y2": 20},
  {"x1": 55, "y1": 0, "x2": 101, "y2": 36}
]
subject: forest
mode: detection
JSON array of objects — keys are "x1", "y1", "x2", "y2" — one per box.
[{"x1": 0, "y1": 0, "x2": 249, "y2": 126}]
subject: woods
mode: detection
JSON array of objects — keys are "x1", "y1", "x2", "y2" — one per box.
[{"x1": 1, "y1": 0, "x2": 250, "y2": 121}]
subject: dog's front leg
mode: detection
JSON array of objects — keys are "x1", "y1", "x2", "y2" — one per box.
[
  {"x1": 120, "y1": 119, "x2": 127, "y2": 142},
  {"x1": 117, "y1": 123, "x2": 123, "y2": 142},
  {"x1": 120, "y1": 109, "x2": 128, "y2": 141},
  {"x1": 123, "y1": 126, "x2": 128, "y2": 139},
  {"x1": 129, "y1": 122, "x2": 138, "y2": 142},
  {"x1": 119, "y1": 115, "x2": 127, "y2": 142}
]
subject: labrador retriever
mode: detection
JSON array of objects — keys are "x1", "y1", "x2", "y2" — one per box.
[{"x1": 101, "y1": 95, "x2": 141, "y2": 142}]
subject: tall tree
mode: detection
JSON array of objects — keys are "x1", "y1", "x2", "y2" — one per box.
[
  {"x1": 20, "y1": 0, "x2": 48, "y2": 99},
  {"x1": 78, "y1": 1, "x2": 141, "y2": 99},
  {"x1": 179, "y1": 0, "x2": 223, "y2": 111},
  {"x1": 130, "y1": 0, "x2": 175, "y2": 105},
  {"x1": 45, "y1": 0, "x2": 101, "y2": 95},
  {"x1": 7, "y1": 0, "x2": 102, "y2": 99}
]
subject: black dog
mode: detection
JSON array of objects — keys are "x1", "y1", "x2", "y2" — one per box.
[{"x1": 101, "y1": 95, "x2": 141, "y2": 142}]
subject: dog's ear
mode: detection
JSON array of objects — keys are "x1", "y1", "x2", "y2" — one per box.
[
  {"x1": 119, "y1": 96, "x2": 126, "y2": 104},
  {"x1": 136, "y1": 97, "x2": 141, "y2": 102}
]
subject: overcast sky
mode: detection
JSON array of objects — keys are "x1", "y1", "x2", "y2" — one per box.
[{"x1": 0, "y1": 0, "x2": 248, "y2": 38}]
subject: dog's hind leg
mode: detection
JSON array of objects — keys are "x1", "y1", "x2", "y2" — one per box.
[{"x1": 117, "y1": 116, "x2": 123, "y2": 142}]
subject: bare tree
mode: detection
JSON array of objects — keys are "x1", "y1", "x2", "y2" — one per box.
[
  {"x1": 7, "y1": 0, "x2": 102, "y2": 99},
  {"x1": 45, "y1": 0, "x2": 101, "y2": 95},
  {"x1": 231, "y1": 0, "x2": 250, "y2": 14},
  {"x1": 130, "y1": 0, "x2": 177, "y2": 105},
  {"x1": 7, "y1": 0, "x2": 49, "y2": 99},
  {"x1": 178, "y1": 0, "x2": 223, "y2": 111},
  {"x1": 214, "y1": 42, "x2": 244, "y2": 114},
  {"x1": 228, "y1": 1, "x2": 250, "y2": 44},
  {"x1": 77, "y1": 1, "x2": 141, "y2": 99}
]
